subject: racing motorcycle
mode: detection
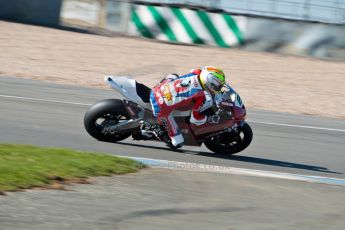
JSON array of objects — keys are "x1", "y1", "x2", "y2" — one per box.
[{"x1": 84, "y1": 76, "x2": 253, "y2": 154}]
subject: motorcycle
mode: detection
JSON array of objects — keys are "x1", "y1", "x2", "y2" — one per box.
[{"x1": 84, "y1": 76, "x2": 253, "y2": 154}]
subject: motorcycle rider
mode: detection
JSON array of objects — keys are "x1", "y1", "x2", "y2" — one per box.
[{"x1": 149, "y1": 66, "x2": 226, "y2": 148}]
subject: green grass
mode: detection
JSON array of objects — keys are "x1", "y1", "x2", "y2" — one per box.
[{"x1": 0, "y1": 144, "x2": 145, "y2": 192}]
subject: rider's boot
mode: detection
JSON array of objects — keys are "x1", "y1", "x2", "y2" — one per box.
[{"x1": 170, "y1": 133, "x2": 184, "y2": 149}]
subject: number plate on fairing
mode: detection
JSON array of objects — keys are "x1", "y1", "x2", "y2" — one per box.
[{"x1": 207, "y1": 115, "x2": 221, "y2": 124}]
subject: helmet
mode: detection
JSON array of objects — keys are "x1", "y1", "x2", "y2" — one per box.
[{"x1": 199, "y1": 66, "x2": 225, "y2": 93}]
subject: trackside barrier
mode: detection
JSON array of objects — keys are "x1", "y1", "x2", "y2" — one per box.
[
  {"x1": 128, "y1": 4, "x2": 247, "y2": 48},
  {"x1": 4, "y1": 0, "x2": 343, "y2": 59}
]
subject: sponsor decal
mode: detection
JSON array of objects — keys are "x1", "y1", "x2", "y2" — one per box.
[
  {"x1": 162, "y1": 85, "x2": 172, "y2": 101},
  {"x1": 204, "y1": 123, "x2": 239, "y2": 139},
  {"x1": 221, "y1": 101, "x2": 233, "y2": 107},
  {"x1": 193, "y1": 78, "x2": 199, "y2": 87},
  {"x1": 155, "y1": 91, "x2": 164, "y2": 104}
]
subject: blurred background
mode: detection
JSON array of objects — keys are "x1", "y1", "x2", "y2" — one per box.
[
  {"x1": 141, "y1": 0, "x2": 345, "y2": 24},
  {"x1": 0, "y1": 0, "x2": 344, "y2": 60}
]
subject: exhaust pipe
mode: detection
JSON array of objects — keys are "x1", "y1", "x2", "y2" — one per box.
[{"x1": 107, "y1": 119, "x2": 141, "y2": 133}]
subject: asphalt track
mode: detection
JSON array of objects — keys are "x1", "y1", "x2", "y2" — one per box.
[{"x1": 1, "y1": 76, "x2": 345, "y2": 179}]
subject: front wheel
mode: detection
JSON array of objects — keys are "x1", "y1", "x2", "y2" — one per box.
[
  {"x1": 204, "y1": 122, "x2": 253, "y2": 155},
  {"x1": 84, "y1": 99, "x2": 133, "y2": 142}
]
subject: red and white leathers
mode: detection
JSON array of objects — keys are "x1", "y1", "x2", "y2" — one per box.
[{"x1": 149, "y1": 69, "x2": 215, "y2": 147}]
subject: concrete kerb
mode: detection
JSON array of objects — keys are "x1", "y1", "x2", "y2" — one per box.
[{"x1": 123, "y1": 156, "x2": 345, "y2": 186}]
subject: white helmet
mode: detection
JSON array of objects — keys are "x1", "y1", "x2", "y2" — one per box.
[{"x1": 199, "y1": 66, "x2": 226, "y2": 93}]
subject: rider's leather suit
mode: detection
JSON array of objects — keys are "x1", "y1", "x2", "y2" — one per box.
[{"x1": 150, "y1": 69, "x2": 216, "y2": 145}]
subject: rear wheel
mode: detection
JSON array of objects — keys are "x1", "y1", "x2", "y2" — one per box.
[
  {"x1": 84, "y1": 99, "x2": 133, "y2": 142},
  {"x1": 204, "y1": 122, "x2": 253, "y2": 155}
]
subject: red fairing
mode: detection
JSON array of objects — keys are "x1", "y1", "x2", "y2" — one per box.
[
  {"x1": 190, "y1": 119, "x2": 235, "y2": 136},
  {"x1": 232, "y1": 106, "x2": 246, "y2": 121}
]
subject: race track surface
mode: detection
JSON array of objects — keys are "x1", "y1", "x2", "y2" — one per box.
[{"x1": 1, "y1": 76, "x2": 344, "y2": 179}]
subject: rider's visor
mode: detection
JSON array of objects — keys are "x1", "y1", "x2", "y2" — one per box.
[{"x1": 210, "y1": 83, "x2": 222, "y2": 92}]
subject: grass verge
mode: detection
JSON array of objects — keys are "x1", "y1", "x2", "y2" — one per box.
[{"x1": 0, "y1": 144, "x2": 145, "y2": 193}]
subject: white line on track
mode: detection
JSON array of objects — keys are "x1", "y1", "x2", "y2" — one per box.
[
  {"x1": 0, "y1": 94, "x2": 92, "y2": 106},
  {"x1": 1, "y1": 94, "x2": 345, "y2": 133},
  {"x1": 248, "y1": 120, "x2": 345, "y2": 133}
]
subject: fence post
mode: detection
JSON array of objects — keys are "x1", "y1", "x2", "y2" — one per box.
[
  {"x1": 303, "y1": 0, "x2": 310, "y2": 21},
  {"x1": 121, "y1": 1, "x2": 131, "y2": 33},
  {"x1": 98, "y1": 0, "x2": 107, "y2": 28}
]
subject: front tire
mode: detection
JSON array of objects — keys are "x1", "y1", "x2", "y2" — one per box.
[
  {"x1": 204, "y1": 122, "x2": 253, "y2": 155},
  {"x1": 84, "y1": 99, "x2": 133, "y2": 142}
]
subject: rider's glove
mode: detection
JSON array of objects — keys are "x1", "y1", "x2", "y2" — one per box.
[{"x1": 214, "y1": 93, "x2": 223, "y2": 107}]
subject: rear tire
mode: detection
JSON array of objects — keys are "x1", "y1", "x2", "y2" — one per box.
[
  {"x1": 204, "y1": 122, "x2": 253, "y2": 155},
  {"x1": 84, "y1": 99, "x2": 133, "y2": 142}
]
